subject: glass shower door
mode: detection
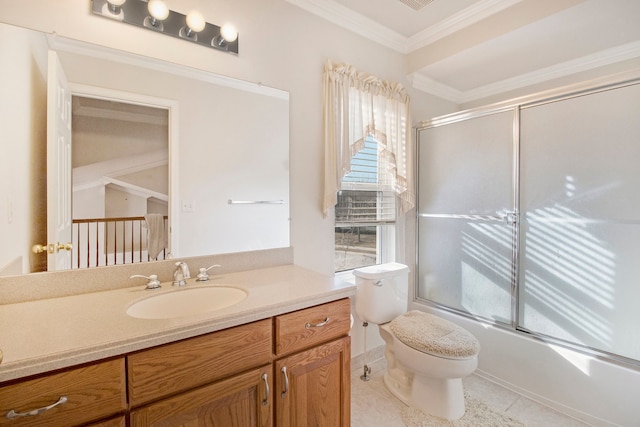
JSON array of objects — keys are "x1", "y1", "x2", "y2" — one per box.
[
  {"x1": 416, "y1": 110, "x2": 517, "y2": 324},
  {"x1": 519, "y1": 84, "x2": 640, "y2": 361}
]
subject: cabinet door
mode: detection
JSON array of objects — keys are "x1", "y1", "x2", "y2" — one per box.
[
  {"x1": 275, "y1": 337, "x2": 350, "y2": 427},
  {"x1": 130, "y1": 365, "x2": 272, "y2": 427}
]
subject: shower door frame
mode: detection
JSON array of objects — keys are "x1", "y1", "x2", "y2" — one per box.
[
  {"x1": 414, "y1": 74, "x2": 640, "y2": 368},
  {"x1": 415, "y1": 105, "x2": 521, "y2": 329}
]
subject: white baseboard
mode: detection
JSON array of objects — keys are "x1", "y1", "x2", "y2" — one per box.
[{"x1": 474, "y1": 369, "x2": 619, "y2": 427}]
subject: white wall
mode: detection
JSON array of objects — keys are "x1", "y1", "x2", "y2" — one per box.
[
  {"x1": 0, "y1": 24, "x2": 48, "y2": 274},
  {"x1": 73, "y1": 186, "x2": 105, "y2": 219},
  {"x1": 105, "y1": 187, "x2": 146, "y2": 218}
]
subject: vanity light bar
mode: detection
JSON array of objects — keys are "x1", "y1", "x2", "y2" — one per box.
[{"x1": 91, "y1": 0, "x2": 239, "y2": 54}]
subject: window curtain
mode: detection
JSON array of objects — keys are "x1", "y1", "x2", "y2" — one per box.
[{"x1": 322, "y1": 60, "x2": 414, "y2": 217}]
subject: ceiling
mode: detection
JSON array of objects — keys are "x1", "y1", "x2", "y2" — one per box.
[{"x1": 285, "y1": 0, "x2": 640, "y2": 105}]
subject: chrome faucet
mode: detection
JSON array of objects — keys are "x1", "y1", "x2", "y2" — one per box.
[{"x1": 173, "y1": 262, "x2": 191, "y2": 286}]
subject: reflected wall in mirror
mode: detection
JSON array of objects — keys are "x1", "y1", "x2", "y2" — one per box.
[{"x1": 0, "y1": 22, "x2": 290, "y2": 277}]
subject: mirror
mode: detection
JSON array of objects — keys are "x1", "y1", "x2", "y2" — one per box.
[{"x1": 0, "y1": 22, "x2": 290, "y2": 276}]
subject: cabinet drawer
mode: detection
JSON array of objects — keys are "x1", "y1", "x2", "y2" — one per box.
[
  {"x1": 128, "y1": 318, "x2": 273, "y2": 406},
  {"x1": 275, "y1": 298, "x2": 351, "y2": 356},
  {"x1": 0, "y1": 358, "x2": 126, "y2": 427}
]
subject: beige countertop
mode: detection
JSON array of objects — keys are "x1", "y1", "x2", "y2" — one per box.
[{"x1": 0, "y1": 264, "x2": 355, "y2": 383}]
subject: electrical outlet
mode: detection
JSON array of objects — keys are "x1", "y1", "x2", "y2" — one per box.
[{"x1": 182, "y1": 200, "x2": 196, "y2": 212}]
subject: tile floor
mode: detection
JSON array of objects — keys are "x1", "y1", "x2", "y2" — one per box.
[{"x1": 351, "y1": 356, "x2": 592, "y2": 427}]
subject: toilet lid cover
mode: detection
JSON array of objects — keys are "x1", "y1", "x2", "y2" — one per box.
[{"x1": 390, "y1": 311, "x2": 480, "y2": 359}]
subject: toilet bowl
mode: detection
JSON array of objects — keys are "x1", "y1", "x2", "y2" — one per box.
[{"x1": 354, "y1": 263, "x2": 480, "y2": 420}]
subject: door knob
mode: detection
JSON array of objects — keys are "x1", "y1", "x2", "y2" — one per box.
[{"x1": 32, "y1": 242, "x2": 73, "y2": 254}]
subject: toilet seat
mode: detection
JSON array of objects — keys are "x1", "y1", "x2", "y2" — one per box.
[{"x1": 389, "y1": 311, "x2": 480, "y2": 359}]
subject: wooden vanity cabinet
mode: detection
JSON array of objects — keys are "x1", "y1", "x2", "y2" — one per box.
[
  {"x1": 127, "y1": 319, "x2": 273, "y2": 427},
  {"x1": 0, "y1": 298, "x2": 351, "y2": 427},
  {"x1": 274, "y1": 298, "x2": 351, "y2": 427},
  {"x1": 0, "y1": 358, "x2": 126, "y2": 427}
]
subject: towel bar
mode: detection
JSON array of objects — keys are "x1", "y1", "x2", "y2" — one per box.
[{"x1": 228, "y1": 200, "x2": 284, "y2": 205}]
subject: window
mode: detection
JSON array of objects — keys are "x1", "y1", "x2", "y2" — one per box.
[
  {"x1": 334, "y1": 137, "x2": 396, "y2": 272},
  {"x1": 322, "y1": 61, "x2": 413, "y2": 272}
]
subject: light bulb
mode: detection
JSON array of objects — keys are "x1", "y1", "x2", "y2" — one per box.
[
  {"x1": 186, "y1": 11, "x2": 206, "y2": 33},
  {"x1": 148, "y1": 0, "x2": 169, "y2": 21},
  {"x1": 105, "y1": 0, "x2": 126, "y2": 16},
  {"x1": 220, "y1": 23, "x2": 238, "y2": 42}
]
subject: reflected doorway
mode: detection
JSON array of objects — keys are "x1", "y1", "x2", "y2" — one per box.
[{"x1": 71, "y1": 96, "x2": 169, "y2": 269}]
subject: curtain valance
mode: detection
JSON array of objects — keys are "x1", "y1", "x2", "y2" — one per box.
[{"x1": 322, "y1": 60, "x2": 414, "y2": 216}]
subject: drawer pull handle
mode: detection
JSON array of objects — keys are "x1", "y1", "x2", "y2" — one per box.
[
  {"x1": 281, "y1": 366, "x2": 289, "y2": 398},
  {"x1": 6, "y1": 396, "x2": 68, "y2": 419},
  {"x1": 262, "y1": 373, "x2": 270, "y2": 406},
  {"x1": 305, "y1": 317, "x2": 330, "y2": 329}
]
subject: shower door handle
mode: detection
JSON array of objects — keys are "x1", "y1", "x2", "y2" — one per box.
[{"x1": 500, "y1": 211, "x2": 518, "y2": 225}]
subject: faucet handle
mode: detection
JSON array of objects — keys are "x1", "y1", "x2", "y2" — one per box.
[
  {"x1": 130, "y1": 274, "x2": 161, "y2": 290},
  {"x1": 196, "y1": 264, "x2": 221, "y2": 282},
  {"x1": 174, "y1": 261, "x2": 191, "y2": 278}
]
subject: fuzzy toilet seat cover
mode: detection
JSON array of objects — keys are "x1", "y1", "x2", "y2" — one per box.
[{"x1": 389, "y1": 310, "x2": 480, "y2": 359}]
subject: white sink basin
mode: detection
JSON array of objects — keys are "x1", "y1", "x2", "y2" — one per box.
[{"x1": 127, "y1": 286, "x2": 247, "y2": 319}]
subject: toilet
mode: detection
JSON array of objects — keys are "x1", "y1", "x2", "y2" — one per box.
[{"x1": 354, "y1": 262, "x2": 480, "y2": 420}]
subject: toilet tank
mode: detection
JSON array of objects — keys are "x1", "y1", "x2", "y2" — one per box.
[{"x1": 353, "y1": 262, "x2": 409, "y2": 324}]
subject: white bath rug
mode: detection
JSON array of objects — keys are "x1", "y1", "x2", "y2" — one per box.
[{"x1": 401, "y1": 393, "x2": 525, "y2": 427}]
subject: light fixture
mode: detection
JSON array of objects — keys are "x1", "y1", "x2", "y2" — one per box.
[
  {"x1": 144, "y1": 0, "x2": 170, "y2": 31},
  {"x1": 213, "y1": 23, "x2": 238, "y2": 47},
  {"x1": 91, "y1": 0, "x2": 239, "y2": 54},
  {"x1": 180, "y1": 10, "x2": 206, "y2": 40},
  {"x1": 104, "y1": 0, "x2": 126, "y2": 19}
]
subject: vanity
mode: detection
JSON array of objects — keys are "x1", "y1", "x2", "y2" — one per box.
[{"x1": 0, "y1": 260, "x2": 355, "y2": 426}]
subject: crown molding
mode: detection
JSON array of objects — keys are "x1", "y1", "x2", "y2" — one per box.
[
  {"x1": 285, "y1": 0, "x2": 520, "y2": 54},
  {"x1": 460, "y1": 40, "x2": 640, "y2": 103},
  {"x1": 103, "y1": 177, "x2": 169, "y2": 202},
  {"x1": 407, "y1": 0, "x2": 522, "y2": 52},
  {"x1": 412, "y1": 40, "x2": 640, "y2": 104},
  {"x1": 284, "y1": 0, "x2": 407, "y2": 52},
  {"x1": 409, "y1": 73, "x2": 465, "y2": 104}
]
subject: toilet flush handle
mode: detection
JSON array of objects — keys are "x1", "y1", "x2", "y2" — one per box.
[{"x1": 374, "y1": 279, "x2": 384, "y2": 286}]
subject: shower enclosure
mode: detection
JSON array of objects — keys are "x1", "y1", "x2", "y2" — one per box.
[{"x1": 416, "y1": 78, "x2": 640, "y2": 365}]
